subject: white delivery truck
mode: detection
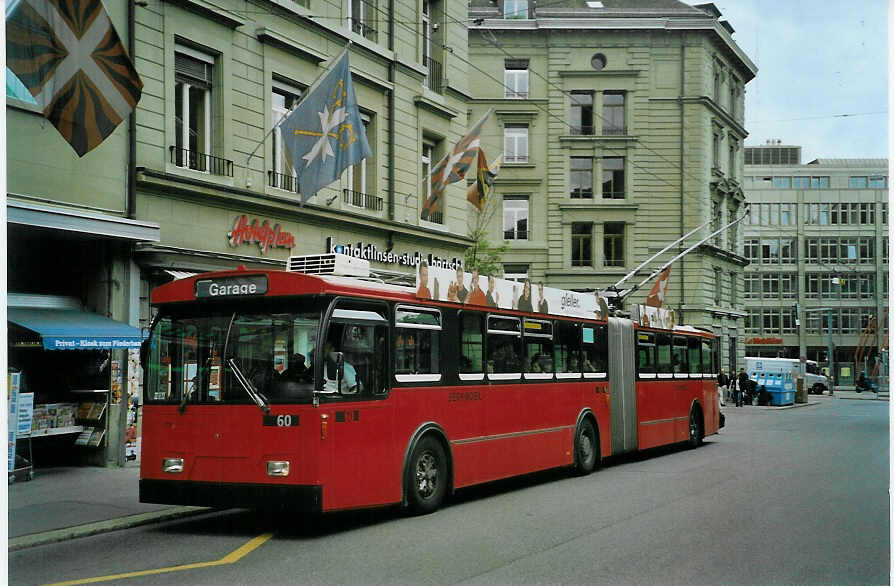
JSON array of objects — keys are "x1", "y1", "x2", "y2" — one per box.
[{"x1": 745, "y1": 357, "x2": 831, "y2": 399}]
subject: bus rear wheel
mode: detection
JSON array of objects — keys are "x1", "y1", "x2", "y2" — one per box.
[
  {"x1": 688, "y1": 409, "x2": 704, "y2": 448},
  {"x1": 574, "y1": 418, "x2": 599, "y2": 475},
  {"x1": 406, "y1": 436, "x2": 447, "y2": 515}
]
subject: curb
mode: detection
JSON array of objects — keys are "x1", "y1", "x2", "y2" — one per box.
[{"x1": 8, "y1": 506, "x2": 210, "y2": 551}]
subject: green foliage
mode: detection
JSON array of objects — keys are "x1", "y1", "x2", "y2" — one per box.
[{"x1": 464, "y1": 235, "x2": 508, "y2": 276}]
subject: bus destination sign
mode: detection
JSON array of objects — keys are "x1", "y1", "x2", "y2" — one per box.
[{"x1": 195, "y1": 275, "x2": 268, "y2": 298}]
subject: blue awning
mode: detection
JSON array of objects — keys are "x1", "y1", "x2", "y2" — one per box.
[{"x1": 8, "y1": 308, "x2": 144, "y2": 351}]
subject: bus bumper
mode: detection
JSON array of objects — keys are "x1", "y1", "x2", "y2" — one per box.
[{"x1": 140, "y1": 479, "x2": 323, "y2": 512}]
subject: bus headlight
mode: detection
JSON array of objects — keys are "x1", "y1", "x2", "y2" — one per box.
[
  {"x1": 267, "y1": 460, "x2": 290, "y2": 477},
  {"x1": 162, "y1": 458, "x2": 184, "y2": 473}
]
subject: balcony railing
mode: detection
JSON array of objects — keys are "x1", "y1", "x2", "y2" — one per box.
[
  {"x1": 350, "y1": 17, "x2": 376, "y2": 40},
  {"x1": 343, "y1": 189, "x2": 383, "y2": 211},
  {"x1": 504, "y1": 154, "x2": 529, "y2": 164},
  {"x1": 602, "y1": 125, "x2": 627, "y2": 136},
  {"x1": 424, "y1": 56, "x2": 443, "y2": 94},
  {"x1": 570, "y1": 125, "x2": 595, "y2": 136},
  {"x1": 425, "y1": 211, "x2": 444, "y2": 224},
  {"x1": 504, "y1": 230, "x2": 529, "y2": 240},
  {"x1": 169, "y1": 147, "x2": 233, "y2": 177},
  {"x1": 268, "y1": 171, "x2": 299, "y2": 193}
]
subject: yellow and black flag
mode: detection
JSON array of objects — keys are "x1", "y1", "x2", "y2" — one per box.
[
  {"x1": 467, "y1": 149, "x2": 501, "y2": 211},
  {"x1": 7, "y1": 0, "x2": 144, "y2": 156}
]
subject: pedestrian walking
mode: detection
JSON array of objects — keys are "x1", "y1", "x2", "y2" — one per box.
[
  {"x1": 717, "y1": 369, "x2": 729, "y2": 405},
  {"x1": 732, "y1": 376, "x2": 743, "y2": 407},
  {"x1": 737, "y1": 368, "x2": 749, "y2": 407}
]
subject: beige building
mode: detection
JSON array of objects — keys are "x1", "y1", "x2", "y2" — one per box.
[{"x1": 468, "y1": 0, "x2": 757, "y2": 371}]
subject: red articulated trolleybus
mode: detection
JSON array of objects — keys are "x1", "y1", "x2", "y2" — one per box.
[{"x1": 139, "y1": 254, "x2": 720, "y2": 515}]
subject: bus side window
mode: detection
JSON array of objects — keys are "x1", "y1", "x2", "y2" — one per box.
[
  {"x1": 523, "y1": 319, "x2": 553, "y2": 375},
  {"x1": 556, "y1": 321, "x2": 581, "y2": 377},
  {"x1": 638, "y1": 332, "x2": 656, "y2": 378},
  {"x1": 688, "y1": 337, "x2": 701, "y2": 375},
  {"x1": 487, "y1": 316, "x2": 522, "y2": 377},
  {"x1": 394, "y1": 306, "x2": 441, "y2": 384},
  {"x1": 673, "y1": 336, "x2": 688, "y2": 377},
  {"x1": 656, "y1": 333, "x2": 673, "y2": 375},
  {"x1": 582, "y1": 325, "x2": 607, "y2": 378},
  {"x1": 459, "y1": 312, "x2": 484, "y2": 378},
  {"x1": 701, "y1": 339, "x2": 712, "y2": 376}
]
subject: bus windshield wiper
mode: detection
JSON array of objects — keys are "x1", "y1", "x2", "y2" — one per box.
[{"x1": 227, "y1": 358, "x2": 270, "y2": 414}]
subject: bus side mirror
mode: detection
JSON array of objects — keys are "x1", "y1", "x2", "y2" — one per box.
[{"x1": 326, "y1": 351, "x2": 344, "y2": 383}]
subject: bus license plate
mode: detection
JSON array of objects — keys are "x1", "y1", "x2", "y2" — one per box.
[{"x1": 263, "y1": 414, "x2": 300, "y2": 427}]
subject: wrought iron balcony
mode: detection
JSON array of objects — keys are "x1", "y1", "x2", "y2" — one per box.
[
  {"x1": 268, "y1": 171, "x2": 299, "y2": 193},
  {"x1": 569, "y1": 125, "x2": 594, "y2": 136},
  {"x1": 343, "y1": 189, "x2": 383, "y2": 211},
  {"x1": 169, "y1": 147, "x2": 233, "y2": 177},
  {"x1": 424, "y1": 56, "x2": 443, "y2": 94},
  {"x1": 602, "y1": 125, "x2": 627, "y2": 136},
  {"x1": 426, "y1": 211, "x2": 444, "y2": 224},
  {"x1": 350, "y1": 17, "x2": 376, "y2": 40}
]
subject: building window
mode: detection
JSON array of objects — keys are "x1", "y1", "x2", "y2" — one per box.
[
  {"x1": 713, "y1": 63, "x2": 722, "y2": 102},
  {"x1": 781, "y1": 311, "x2": 796, "y2": 335},
  {"x1": 869, "y1": 176, "x2": 887, "y2": 188},
  {"x1": 601, "y1": 157, "x2": 625, "y2": 199},
  {"x1": 744, "y1": 239, "x2": 759, "y2": 262},
  {"x1": 571, "y1": 223, "x2": 592, "y2": 267},
  {"x1": 349, "y1": 0, "x2": 376, "y2": 40},
  {"x1": 503, "y1": 264, "x2": 529, "y2": 282},
  {"x1": 744, "y1": 273, "x2": 759, "y2": 299},
  {"x1": 570, "y1": 91, "x2": 594, "y2": 135},
  {"x1": 503, "y1": 196, "x2": 529, "y2": 240},
  {"x1": 810, "y1": 176, "x2": 830, "y2": 189},
  {"x1": 761, "y1": 273, "x2": 779, "y2": 300},
  {"x1": 504, "y1": 124, "x2": 529, "y2": 163},
  {"x1": 730, "y1": 271, "x2": 737, "y2": 305},
  {"x1": 712, "y1": 132, "x2": 720, "y2": 171},
  {"x1": 728, "y1": 142, "x2": 737, "y2": 180},
  {"x1": 792, "y1": 176, "x2": 809, "y2": 189},
  {"x1": 602, "y1": 92, "x2": 625, "y2": 135},
  {"x1": 342, "y1": 113, "x2": 372, "y2": 200},
  {"x1": 711, "y1": 200, "x2": 722, "y2": 246},
  {"x1": 271, "y1": 79, "x2": 302, "y2": 190},
  {"x1": 780, "y1": 238, "x2": 797, "y2": 263},
  {"x1": 849, "y1": 176, "x2": 868, "y2": 188},
  {"x1": 762, "y1": 309, "x2": 780, "y2": 335},
  {"x1": 859, "y1": 274, "x2": 876, "y2": 298},
  {"x1": 805, "y1": 273, "x2": 819, "y2": 299},
  {"x1": 761, "y1": 238, "x2": 779, "y2": 264},
  {"x1": 422, "y1": 141, "x2": 442, "y2": 223},
  {"x1": 714, "y1": 268, "x2": 723, "y2": 305},
  {"x1": 780, "y1": 273, "x2": 798, "y2": 299},
  {"x1": 727, "y1": 217, "x2": 738, "y2": 251},
  {"x1": 745, "y1": 310, "x2": 760, "y2": 334},
  {"x1": 504, "y1": 59, "x2": 529, "y2": 98},
  {"x1": 859, "y1": 237, "x2": 875, "y2": 263},
  {"x1": 773, "y1": 176, "x2": 791, "y2": 188},
  {"x1": 780, "y1": 203, "x2": 796, "y2": 225},
  {"x1": 174, "y1": 45, "x2": 214, "y2": 170},
  {"x1": 860, "y1": 203, "x2": 875, "y2": 224},
  {"x1": 603, "y1": 222, "x2": 624, "y2": 267},
  {"x1": 503, "y1": 0, "x2": 528, "y2": 19},
  {"x1": 570, "y1": 157, "x2": 593, "y2": 198}
]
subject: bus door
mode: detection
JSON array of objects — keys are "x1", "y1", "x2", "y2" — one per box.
[{"x1": 317, "y1": 303, "x2": 395, "y2": 511}]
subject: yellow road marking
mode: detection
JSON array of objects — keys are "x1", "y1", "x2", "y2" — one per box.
[{"x1": 45, "y1": 533, "x2": 273, "y2": 586}]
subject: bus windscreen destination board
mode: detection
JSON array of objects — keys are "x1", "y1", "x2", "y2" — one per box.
[{"x1": 195, "y1": 275, "x2": 268, "y2": 299}]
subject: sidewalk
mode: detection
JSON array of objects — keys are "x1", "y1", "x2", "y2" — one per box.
[{"x1": 8, "y1": 464, "x2": 207, "y2": 551}]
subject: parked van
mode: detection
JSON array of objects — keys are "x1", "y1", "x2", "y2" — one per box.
[{"x1": 744, "y1": 357, "x2": 831, "y2": 404}]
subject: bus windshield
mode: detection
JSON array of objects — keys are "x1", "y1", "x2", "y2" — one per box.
[{"x1": 145, "y1": 309, "x2": 320, "y2": 405}]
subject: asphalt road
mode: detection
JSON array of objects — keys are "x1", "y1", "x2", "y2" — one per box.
[{"x1": 10, "y1": 398, "x2": 889, "y2": 585}]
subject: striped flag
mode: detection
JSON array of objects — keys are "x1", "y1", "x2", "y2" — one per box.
[
  {"x1": 6, "y1": 0, "x2": 143, "y2": 156},
  {"x1": 422, "y1": 109, "x2": 492, "y2": 221},
  {"x1": 466, "y1": 150, "x2": 501, "y2": 211},
  {"x1": 645, "y1": 267, "x2": 671, "y2": 308}
]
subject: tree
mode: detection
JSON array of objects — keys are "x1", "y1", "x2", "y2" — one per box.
[{"x1": 464, "y1": 195, "x2": 508, "y2": 275}]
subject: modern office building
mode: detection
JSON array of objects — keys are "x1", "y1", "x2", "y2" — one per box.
[
  {"x1": 742, "y1": 143, "x2": 889, "y2": 386},
  {"x1": 467, "y1": 0, "x2": 757, "y2": 372}
]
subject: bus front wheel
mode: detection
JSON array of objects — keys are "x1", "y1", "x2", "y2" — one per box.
[
  {"x1": 406, "y1": 435, "x2": 447, "y2": 515},
  {"x1": 688, "y1": 409, "x2": 704, "y2": 448}
]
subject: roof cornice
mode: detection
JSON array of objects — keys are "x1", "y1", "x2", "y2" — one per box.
[{"x1": 470, "y1": 17, "x2": 757, "y2": 81}]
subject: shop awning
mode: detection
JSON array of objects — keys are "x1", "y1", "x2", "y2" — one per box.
[{"x1": 8, "y1": 308, "x2": 145, "y2": 351}]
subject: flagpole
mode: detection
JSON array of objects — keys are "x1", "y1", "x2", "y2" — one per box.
[{"x1": 245, "y1": 42, "x2": 352, "y2": 167}]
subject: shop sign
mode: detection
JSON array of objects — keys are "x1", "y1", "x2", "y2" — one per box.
[
  {"x1": 196, "y1": 275, "x2": 269, "y2": 299},
  {"x1": 326, "y1": 236, "x2": 462, "y2": 270},
  {"x1": 745, "y1": 337, "x2": 783, "y2": 345},
  {"x1": 228, "y1": 215, "x2": 296, "y2": 254}
]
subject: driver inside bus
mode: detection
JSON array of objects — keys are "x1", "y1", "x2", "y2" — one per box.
[{"x1": 322, "y1": 339, "x2": 360, "y2": 394}]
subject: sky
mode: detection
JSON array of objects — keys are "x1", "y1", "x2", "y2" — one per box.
[{"x1": 710, "y1": 0, "x2": 888, "y2": 163}]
